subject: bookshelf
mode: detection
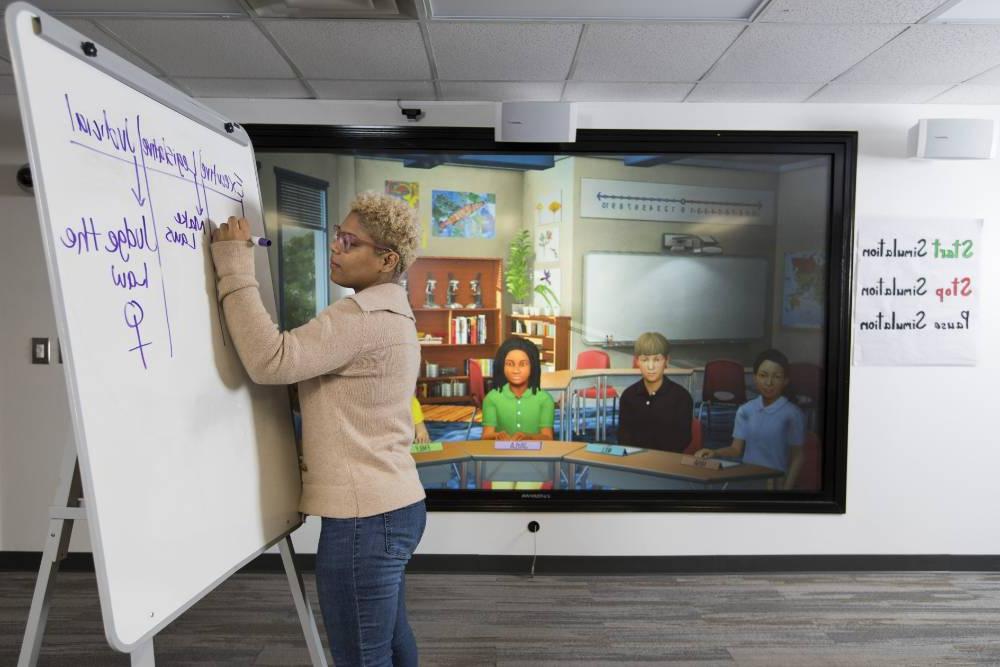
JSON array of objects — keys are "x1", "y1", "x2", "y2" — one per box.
[
  {"x1": 407, "y1": 256, "x2": 503, "y2": 403},
  {"x1": 508, "y1": 314, "x2": 571, "y2": 372}
]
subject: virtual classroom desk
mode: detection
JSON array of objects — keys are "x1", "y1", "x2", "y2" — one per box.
[{"x1": 410, "y1": 440, "x2": 781, "y2": 491}]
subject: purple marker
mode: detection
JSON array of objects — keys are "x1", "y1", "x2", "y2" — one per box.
[{"x1": 249, "y1": 235, "x2": 272, "y2": 247}]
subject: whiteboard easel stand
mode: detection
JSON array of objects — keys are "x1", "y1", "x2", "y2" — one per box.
[
  {"x1": 8, "y1": 5, "x2": 327, "y2": 664},
  {"x1": 18, "y1": 445, "x2": 328, "y2": 667}
]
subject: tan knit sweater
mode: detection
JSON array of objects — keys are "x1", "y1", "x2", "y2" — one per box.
[{"x1": 211, "y1": 240, "x2": 425, "y2": 518}]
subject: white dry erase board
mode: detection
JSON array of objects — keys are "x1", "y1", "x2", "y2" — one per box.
[
  {"x1": 6, "y1": 3, "x2": 301, "y2": 651},
  {"x1": 582, "y1": 252, "x2": 769, "y2": 344}
]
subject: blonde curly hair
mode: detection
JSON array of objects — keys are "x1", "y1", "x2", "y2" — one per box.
[{"x1": 349, "y1": 191, "x2": 420, "y2": 276}]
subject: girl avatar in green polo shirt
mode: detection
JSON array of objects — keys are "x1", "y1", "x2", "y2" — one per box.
[{"x1": 480, "y1": 338, "x2": 555, "y2": 441}]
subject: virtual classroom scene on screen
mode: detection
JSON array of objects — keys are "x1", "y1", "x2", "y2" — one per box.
[{"x1": 259, "y1": 150, "x2": 830, "y2": 495}]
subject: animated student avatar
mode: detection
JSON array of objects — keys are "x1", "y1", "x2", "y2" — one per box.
[
  {"x1": 411, "y1": 396, "x2": 430, "y2": 443},
  {"x1": 617, "y1": 332, "x2": 693, "y2": 452},
  {"x1": 480, "y1": 337, "x2": 555, "y2": 441},
  {"x1": 695, "y1": 348, "x2": 806, "y2": 489}
]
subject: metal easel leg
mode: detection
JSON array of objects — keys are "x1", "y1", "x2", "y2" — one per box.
[
  {"x1": 18, "y1": 447, "x2": 83, "y2": 667},
  {"x1": 279, "y1": 535, "x2": 328, "y2": 667},
  {"x1": 130, "y1": 638, "x2": 155, "y2": 666}
]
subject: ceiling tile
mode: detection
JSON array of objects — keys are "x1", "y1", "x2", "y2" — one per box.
[
  {"x1": 438, "y1": 81, "x2": 563, "y2": 101},
  {"x1": 176, "y1": 78, "x2": 310, "y2": 99},
  {"x1": 0, "y1": 75, "x2": 14, "y2": 95},
  {"x1": 563, "y1": 81, "x2": 693, "y2": 101},
  {"x1": 808, "y1": 82, "x2": 952, "y2": 102},
  {"x1": 310, "y1": 80, "x2": 435, "y2": 100},
  {"x1": 263, "y1": 20, "x2": 430, "y2": 80},
  {"x1": 929, "y1": 84, "x2": 1000, "y2": 104},
  {"x1": 707, "y1": 23, "x2": 904, "y2": 83},
  {"x1": 966, "y1": 64, "x2": 1000, "y2": 85},
  {"x1": 838, "y1": 24, "x2": 1000, "y2": 84},
  {"x1": 686, "y1": 82, "x2": 823, "y2": 102},
  {"x1": 428, "y1": 22, "x2": 581, "y2": 81},
  {"x1": 572, "y1": 23, "x2": 745, "y2": 82},
  {"x1": 95, "y1": 19, "x2": 294, "y2": 78},
  {"x1": 758, "y1": 0, "x2": 948, "y2": 24}
]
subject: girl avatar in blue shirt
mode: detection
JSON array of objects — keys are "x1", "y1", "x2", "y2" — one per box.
[{"x1": 694, "y1": 348, "x2": 806, "y2": 489}]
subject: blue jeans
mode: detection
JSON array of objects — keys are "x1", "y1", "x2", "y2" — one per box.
[{"x1": 315, "y1": 500, "x2": 426, "y2": 667}]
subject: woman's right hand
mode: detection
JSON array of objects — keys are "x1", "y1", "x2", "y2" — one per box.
[
  {"x1": 694, "y1": 448, "x2": 715, "y2": 459},
  {"x1": 212, "y1": 216, "x2": 251, "y2": 243}
]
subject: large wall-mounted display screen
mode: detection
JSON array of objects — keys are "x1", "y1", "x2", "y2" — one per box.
[{"x1": 248, "y1": 127, "x2": 855, "y2": 513}]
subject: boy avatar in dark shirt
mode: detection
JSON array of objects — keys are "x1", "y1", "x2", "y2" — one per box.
[{"x1": 617, "y1": 332, "x2": 693, "y2": 452}]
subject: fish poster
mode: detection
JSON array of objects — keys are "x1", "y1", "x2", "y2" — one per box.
[{"x1": 431, "y1": 190, "x2": 496, "y2": 239}]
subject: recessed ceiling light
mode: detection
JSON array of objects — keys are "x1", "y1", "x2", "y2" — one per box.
[
  {"x1": 35, "y1": 0, "x2": 245, "y2": 17},
  {"x1": 246, "y1": 0, "x2": 416, "y2": 18},
  {"x1": 429, "y1": 0, "x2": 763, "y2": 21},
  {"x1": 927, "y1": 0, "x2": 1000, "y2": 23}
]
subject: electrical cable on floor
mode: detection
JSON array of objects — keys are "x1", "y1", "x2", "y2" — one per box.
[
  {"x1": 528, "y1": 520, "x2": 540, "y2": 578},
  {"x1": 530, "y1": 530, "x2": 537, "y2": 578}
]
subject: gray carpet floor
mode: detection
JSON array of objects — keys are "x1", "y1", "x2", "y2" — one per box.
[{"x1": 3, "y1": 570, "x2": 1000, "y2": 665}]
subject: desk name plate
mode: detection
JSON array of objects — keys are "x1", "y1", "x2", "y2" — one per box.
[{"x1": 494, "y1": 441, "x2": 543, "y2": 451}]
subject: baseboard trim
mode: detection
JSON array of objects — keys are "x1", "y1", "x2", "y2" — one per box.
[{"x1": 3, "y1": 551, "x2": 999, "y2": 575}]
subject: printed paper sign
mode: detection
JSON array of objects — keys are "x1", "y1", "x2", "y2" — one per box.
[{"x1": 853, "y1": 219, "x2": 982, "y2": 366}]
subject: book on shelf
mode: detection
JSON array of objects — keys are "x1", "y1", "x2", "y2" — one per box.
[
  {"x1": 466, "y1": 357, "x2": 494, "y2": 377},
  {"x1": 513, "y1": 320, "x2": 555, "y2": 337},
  {"x1": 450, "y1": 314, "x2": 489, "y2": 345}
]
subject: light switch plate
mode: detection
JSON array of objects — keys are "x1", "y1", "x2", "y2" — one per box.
[{"x1": 31, "y1": 337, "x2": 50, "y2": 364}]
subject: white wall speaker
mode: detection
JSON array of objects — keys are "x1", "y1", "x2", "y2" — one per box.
[
  {"x1": 495, "y1": 102, "x2": 577, "y2": 143},
  {"x1": 908, "y1": 118, "x2": 997, "y2": 159}
]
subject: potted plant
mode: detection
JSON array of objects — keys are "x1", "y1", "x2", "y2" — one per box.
[
  {"x1": 534, "y1": 282, "x2": 560, "y2": 315},
  {"x1": 505, "y1": 229, "x2": 532, "y2": 314}
]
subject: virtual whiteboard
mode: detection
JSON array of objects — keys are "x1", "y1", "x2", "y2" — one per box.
[{"x1": 582, "y1": 252, "x2": 769, "y2": 344}]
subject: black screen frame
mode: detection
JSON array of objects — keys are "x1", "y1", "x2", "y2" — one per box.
[{"x1": 246, "y1": 125, "x2": 856, "y2": 514}]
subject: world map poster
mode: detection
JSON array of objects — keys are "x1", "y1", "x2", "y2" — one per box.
[{"x1": 782, "y1": 251, "x2": 825, "y2": 329}]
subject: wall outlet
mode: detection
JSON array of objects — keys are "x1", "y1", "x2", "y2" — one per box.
[{"x1": 31, "y1": 337, "x2": 50, "y2": 364}]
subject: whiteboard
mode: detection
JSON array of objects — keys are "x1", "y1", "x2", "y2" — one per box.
[
  {"x1": 582, "y1": 252, "x2": 769, "y2": 344},
  {"x1": 6, "y1": 4, "x2": 301, "y2": 652}
]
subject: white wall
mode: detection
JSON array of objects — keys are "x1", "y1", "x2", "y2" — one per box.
[{"x1": 3, "y1": 94, "x2": 999, "y2": 556}]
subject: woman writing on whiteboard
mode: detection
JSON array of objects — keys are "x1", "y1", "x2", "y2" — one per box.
[{"x1": 211, "y1": 192, "x2": 425, "y2": 667}]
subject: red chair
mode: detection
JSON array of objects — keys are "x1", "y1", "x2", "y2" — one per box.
[
  {"x1": 682, "y1": 418, "x2": 703, "y2": 456},
  {"x1": 794, "y1": 432, "x2": 821, "y2": 491},
  {"x1": 698, "y1": 359, "x2": 747, "y2": 431},
  {"x1": 788, "y1": 362, "x2": 823, "y2": 431},
  {"x1": 573, "y1": 350, "x2": 619, "y2": 436},
  {"x1": 465, "y1": 359, "x2": 486, "y2": 439}
]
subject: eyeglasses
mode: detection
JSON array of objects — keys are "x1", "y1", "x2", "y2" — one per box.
[{"x1": 332, "y1": 225, "x2": 394, "y2": 254}]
